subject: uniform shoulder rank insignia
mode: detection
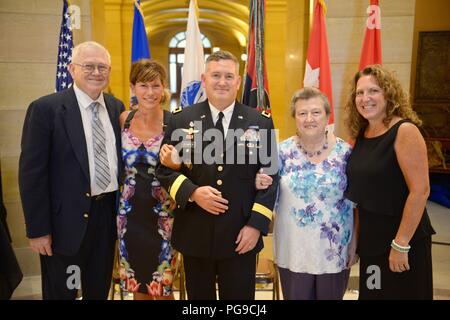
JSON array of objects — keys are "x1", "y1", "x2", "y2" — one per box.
[
  {"x1": 172, "y1": 106, "x2": 183, "y2": 114},
  {"x1": 261, "y1": 110, "x2": 271, "y2": 118}
]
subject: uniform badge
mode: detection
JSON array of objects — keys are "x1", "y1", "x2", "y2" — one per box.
[
  {"x1": 240, "y1": 126, "x2": 261, "y2": 149},
  {"x1": 182, "y1": 127, "x2": 199, "y2": 141}
]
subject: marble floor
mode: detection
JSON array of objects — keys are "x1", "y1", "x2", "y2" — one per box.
[{"x1": 10, "y1": 201, "x2": 450, "y2": 300}]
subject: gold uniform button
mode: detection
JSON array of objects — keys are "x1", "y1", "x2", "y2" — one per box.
[
  {"x1": 83, "y1": 213, "x2": 89, "y2": 218},
  {"x1": 217, "y1": 166, "x2": 223, "y2": 172},
  {"x1": 85, "y1": 193, "x2": 90, "y2": 197},
  {"x1": 217, "y1": 179, "x2": 223, "y2": 186}
]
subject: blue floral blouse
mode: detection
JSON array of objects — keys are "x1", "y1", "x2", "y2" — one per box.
[{"x1": 273, "y1": 136, "x2": 353, "y2": 274}]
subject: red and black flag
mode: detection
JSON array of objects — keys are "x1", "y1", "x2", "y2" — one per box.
[{"x1": 242, "y1": 0, "x2": 270, "y2": 111}]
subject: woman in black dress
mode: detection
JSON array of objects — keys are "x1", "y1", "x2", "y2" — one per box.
[{"x1": 344, "y1": 65, "x2": 435, "y2": 299}]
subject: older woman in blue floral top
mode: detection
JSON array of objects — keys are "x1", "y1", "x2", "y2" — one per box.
[{"x1": 256, "y1": 87, "x2": 358, "y2": 300}]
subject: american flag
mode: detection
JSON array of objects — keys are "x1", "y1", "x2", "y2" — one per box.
[{"x1": 55, "y1": 0, "x2": 74, "y2": 92}]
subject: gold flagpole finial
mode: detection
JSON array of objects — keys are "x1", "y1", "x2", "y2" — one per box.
[
  {"x1": 318, "y1": 0, "x2": 328, "y2": 16},
  {"x1": 193, "y1": 0, "x2": 200, "y2": 19},
  {"x1": 134, "y1": 0, "x2": 145, "y2": 18}
]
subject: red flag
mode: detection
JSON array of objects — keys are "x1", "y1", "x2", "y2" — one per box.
[
  {"x1": 359, "y1": 0, "x2": 382, "y2": 70},
  {"x1": 303, "y1": 0, "x2": 333, "y2": 124},
  {"x1": 242, "y1": 0, "x2": 270, "y2": 111}
]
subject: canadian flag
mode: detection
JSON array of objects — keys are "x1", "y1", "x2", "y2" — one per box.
[
  {"x1": 303, "y1": 0, "x2": 333, "y2": 125},
  {"x1": 359, "y1": 0, "x2": 382, "y2": 70}
]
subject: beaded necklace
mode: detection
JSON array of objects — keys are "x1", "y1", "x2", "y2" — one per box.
[{"x1": 296, "y1": 131, "x2": 328, "y2": 158}]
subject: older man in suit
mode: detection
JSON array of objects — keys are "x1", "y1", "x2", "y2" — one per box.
[
  {"x1": 19, "y1": 41, "x2": 124, "y2": 299},
  {"x1": 157, "y1": 51, "x2": 278, "y2": 300}
]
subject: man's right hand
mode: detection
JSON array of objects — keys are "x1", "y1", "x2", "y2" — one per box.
[
  {"x1": 29, "y1": 235, "x2": 53, "y2": 256},
  {"x1": 191, "y1": 186, "x2": 229, "y2": 215}
]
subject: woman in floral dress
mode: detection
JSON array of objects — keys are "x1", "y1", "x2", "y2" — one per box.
[
  {"x1": 256, "y1": 87, "x2": 358, "y2": 300},
  {"x1": 117, "y1": 59, "x2": 178, "y2": 300}
]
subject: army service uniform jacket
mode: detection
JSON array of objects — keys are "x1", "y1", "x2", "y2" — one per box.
[{"x1": 156, "y1": 100, "x2": 278, "y2": 259}]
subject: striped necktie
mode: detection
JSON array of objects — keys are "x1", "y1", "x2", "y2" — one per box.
[{"x1": 90, "y1": 102, "x2": 111, "y2": 191}]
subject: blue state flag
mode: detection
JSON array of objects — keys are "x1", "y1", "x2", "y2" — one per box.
[
  {"x1": 131, "y1": 0, "x2": 150, "y2": 63},
  {"x1": 130, "y1": 0, "x2": 151, "y2": 106},
  {"x1": 55, "y1": 0, "x2": 74, "y2": 92}
]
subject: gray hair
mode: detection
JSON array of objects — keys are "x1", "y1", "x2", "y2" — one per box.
[
  {"x1": 206, "y1": 50, "x2": 239, "y2": 72},
  {"x1": 290, "y1": 87, "x2": 331, "y2": 117},
  {"x1": 71, "y1": 41, "x2": 111, "y2": 65}
]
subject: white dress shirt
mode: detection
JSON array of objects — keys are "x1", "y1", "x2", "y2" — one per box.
[
  {"x1": 208, "y1": 101, "x2": 235, "y2": 136},
  {"x1": 73, "y1": 84, "x2": 118, "y2": 196}
]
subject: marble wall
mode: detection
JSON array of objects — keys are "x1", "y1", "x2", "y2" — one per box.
[
  {"x1": 0, "y1": 0, "x2": 92, "y2": 275},
  {"x1": 327, "y1": 0, "x2": 416, "y2": 139},
  {"x1": 282, "y1": 0, "x2": 309, "y2": 140},
  {"x1": 265, "y1": 0, "x2": 288, "y2": 141}
]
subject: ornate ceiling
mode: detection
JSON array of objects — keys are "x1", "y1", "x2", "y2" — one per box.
[{"x1": 141, "y1": 0, "x2": 250, "y2": 47}]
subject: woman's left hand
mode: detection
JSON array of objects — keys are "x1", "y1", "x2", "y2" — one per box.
[
  {"x1": 255, "y1": 169, "x2": 273, "y2": 190},
  {"x1": 389, "y1": 248, "x2": 410, "y2": 273},
  {"x1": 347, "y1": 244, "x2": 359, "y2": 268},
  {"x1": 160, "y1": 144, "x2": 181, "y2": 171}
]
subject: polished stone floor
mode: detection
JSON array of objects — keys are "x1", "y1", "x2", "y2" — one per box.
[{"x1": 10, "y1": 201, "x2": 450, "y2": 300}]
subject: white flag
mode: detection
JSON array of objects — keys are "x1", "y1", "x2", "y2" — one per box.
[{"x1": 180, "y1": 0, "x2": 206, "y2": 109}]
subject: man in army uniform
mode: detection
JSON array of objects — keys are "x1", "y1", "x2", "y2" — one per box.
[{"x1": 156, "y1": 51, "x2": 278, "y2": 300}]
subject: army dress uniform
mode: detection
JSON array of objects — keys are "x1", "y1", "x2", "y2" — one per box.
[{"x1": 156, "y1": 100, "x2": 278, "y2": 299}]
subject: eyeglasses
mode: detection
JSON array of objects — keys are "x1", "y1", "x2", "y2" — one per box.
[{"x1": 73, "y1": 63, "x2": 110, "y2": 74}]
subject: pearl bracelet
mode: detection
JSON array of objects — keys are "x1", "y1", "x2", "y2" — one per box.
[{"x1": 391, "y1": 239, "x2": 411, "y2": 253}]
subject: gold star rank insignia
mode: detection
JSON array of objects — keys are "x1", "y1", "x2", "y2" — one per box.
[
  {"x1": 261, "y1": 110, "x2": 271, "y2": 118},
  {"x1": 172, "y1": 107, "x2": 182, "y2": 114}
]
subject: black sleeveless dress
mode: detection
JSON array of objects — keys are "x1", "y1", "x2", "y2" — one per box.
[
  {"x1": 117, "y1": 110, "x2": 178, "y2": 296},
  {"x1": 345, "y1": 119, "x2": 435, "y2": 299}
]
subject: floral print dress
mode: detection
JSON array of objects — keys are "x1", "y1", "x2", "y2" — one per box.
[
  {"x1": 117, "y1": 110, "x2": 178, "y2": 296},
  {"x1": 274, "y1": 136, "x2": 353, "y2": 274}
]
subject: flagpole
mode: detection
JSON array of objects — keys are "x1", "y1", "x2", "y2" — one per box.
[
  {"x1": 241, "y1": 0, "x2": 253, "y2": 103},
  {"x1": 255, "y1": 0, "x2": 264, "y2": 111}
]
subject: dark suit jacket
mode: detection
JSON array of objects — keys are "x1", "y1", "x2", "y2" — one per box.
[
  {"x1": 19, "y1": 87, "x2": 124, "y2": 256},
  {"x1": 156, "y1": 100, "x2": 279, "y2": 259}
]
